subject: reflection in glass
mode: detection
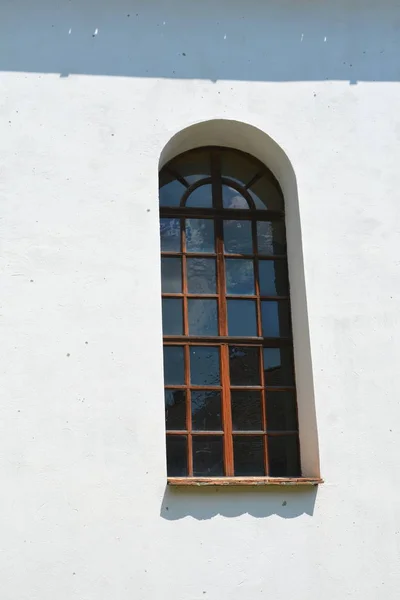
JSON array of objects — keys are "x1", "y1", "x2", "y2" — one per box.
[
  {"x1": 162, "y1": 299, "x2": 183, "y2": 335},
  {"x1": 249, "y1": 176, "x2": 283, "y2": 211},
  {"x1": 231, "y1": 391, "x2": 262, "y2": 431},
  {"x1": 187, "y1": 258, "x2": 216, "y2": 294},
  {"x1": 173, "y1": 150, "x2": 211, "y2": 185},
  {"x1": 190, "y1": 346, "x2": 220, "y2": 386},
  {"x1": 160, "y1": 218, "x2": 181, "y2": 252},
  {"x1": 165, "y1": 390, "x2": 186, "y2": 430},
  {"x1": 226, "y1": 259, "x2": 255, "y2": 295},
  {"x1": 233, "y1": 436, "x2": 265, "y2": 476},
  {"x1": 257, "y1": 221, "x2": 286, "y2": 255},
  {"x1": 229, "y1": 346, "x2": 260, "y2": 385},
  {"x1": 263, "y1": 348, "x2": 294, "y2": 386},
  {"x1": 159, "y1": 179, "x2": 186, "y2": 207},
  {"x1": 227, "y1": 300, "x2": 257, "y2": 336},
  {"x1": 223, "y1": 220, "x2": 253, "y2": 254},
  {"x1": 259, "y1": 261, "x2": 288, "y2": 296},
  {"x1": 166, "y1": 435, "x2": 187, "y2": 476},
  {"x1": 186, "y1": 184, "x2": 213, "y2": 208},
  {"x1": 163, "y1": 346, "x2": 185, "y2": 385},
  {"x1": 268, "y1": 435, "x2": 300, "y2": 476},
  {"x1": 192, "y1": 391, "x2": 222, "y2": 431},
  {"x1": 261, "y1": 301, "x2": 291, "y2": 337},
  {"x1": 222, "y1": 186, "x2": 249, "y2": 209},
  {"x1": 186, "y1": 219, "x2": 215, "y2": 253},
  {"x1": 193, "y1": 436, "x2": 224, "y2": 476},
  {"x1": 188, "y1": 299, "x2": 218, "y2": 336},
  {"x1": 266, "y1": 391, "x2": 298, "y2": 431},
  {"x1": 161, "y1": 257, "x2": 182, "y2": 293}
]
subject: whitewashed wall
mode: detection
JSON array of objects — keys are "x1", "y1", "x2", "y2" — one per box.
[{"x1": 1, "y1": 1, "x2": 400, "y2": 598}]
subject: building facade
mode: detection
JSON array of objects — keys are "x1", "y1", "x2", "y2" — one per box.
[{"x1": 1, "y1": 1, "x2": 400, "y2": 598}]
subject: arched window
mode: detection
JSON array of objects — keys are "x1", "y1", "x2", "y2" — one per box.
[{"x1": 160, "y1": 147, "x2": 301, "y2": 482}]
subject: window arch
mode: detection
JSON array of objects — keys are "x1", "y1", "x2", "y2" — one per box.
[{"x1": 160, "y1": 147, "x2": 301, "y2": 482}]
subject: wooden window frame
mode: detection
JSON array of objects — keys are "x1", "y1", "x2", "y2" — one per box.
[{"x1": 161, "y1": 147, "x2": 322, "y2": 486}]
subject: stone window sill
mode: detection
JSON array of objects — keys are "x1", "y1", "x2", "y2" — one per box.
[{"x1": 167, "y1": 477, "x2": 323, "y2": 487}]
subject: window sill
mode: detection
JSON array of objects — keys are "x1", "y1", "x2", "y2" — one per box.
[{"x1": 167, "y1": 477, "x2": 323, "y2": 487}]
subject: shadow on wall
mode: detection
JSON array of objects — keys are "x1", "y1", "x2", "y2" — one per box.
[
  {"x1": 160, "y1": 485, "x2": 318, "y2": 520},
  {"x1": 1, "y1": 0, "x2": 400, "y2": 82}
]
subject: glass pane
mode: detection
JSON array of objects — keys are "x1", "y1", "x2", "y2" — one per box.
[
  {"x1": 263, "y1": 348, "x2": 294, "y2": 386},
  {"x1": 163, "y1": 346, "x2": 185, "y2": 385},
  {"x1": 268, "y1": 435, "x2": 301, "y2": 477},
  {"x1": 187, "y1": 258, "x2": 216, "y2": 294},
  {"x1": 193, "y1": 436, "x2": 224, "y2": 476},
  {"x1": 257, "y1": 221, "x2": 286, "y2": 255},
  {"x1": 173, "y1": 150, "x2": 211, "y2": 185},
  {"x1": 229, "y1": 346, "x2": 260, "y2": 386},
  {"x1": 261, "y1": 301, "x2": 291, "y2": 337},
  {"x1": 226, "y1": 259, "x2": 255, "y2": 295},
  {"x1": 222, "y1": 185, "x2": 249, "y2": 209},
  {"x1": 159, "y1": 179, "x2": 186, "y2": 207},
  {"x1": 221, "y1": 149, "x2": 260, "y2": 187},
  {"x1": 165, "y1": 390, "x2": 186, "y2": 430},
  {"x1": 188, "y1": 299, "x2": 218, "y2": 336},
  {"x1": 190, "y1": 346, "x2": 220, "y2": 386},
  {"x1": 249, "y1": 176, "x2": 283, "y2": 211},
  {"x1": 160, "y1": 218, "x2": 181, "y2": 252},
  {"x1": 223, "y1": 220, "x2": 253, "y2": 254},
  {"x1": 186, "y1": 219, "x2": 215, "y2": 253},
  {"x1": 162, "y1": 299, "x2": 183, "y2": 335},
  {"x1": 186, "y1": 184, "x2": 213, "y2": 208},
  {"x1": 259, "y1": 261, "x2": 288, "y2": 296},
  {"x1": 227, "y1": 300, "x2": 257, "y2": 336},
  {"x1": 231, "y1": 391, "x2": 262, "y2": 431},
  {"x1": 266, "y1": 391, "x2": 298, "y2": 431},
  {"x1": 233, "y1": 436, "x2": 265, "y2": 476},
  {"x1": 192, "y1": 391, "x2": 222, "y2": 431},
  {"x1": 166, "y1": 435, "x2": 187, "y2": 476},
  {"x1": 161, "y1": 257, "x2": 182, "y2": 293}
]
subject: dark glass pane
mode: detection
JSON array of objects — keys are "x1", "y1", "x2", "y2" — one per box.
[
  {"x1": 249, "y1": 176, "x2": 283, "y2": 211},
  {"x1": 263, "y1": 348, "x2": 294, "y2": 386},
  {"x1": 187, "y1": 258, "x2": 216, "y2": 294},
  {"x1": 172, "y1": 150, "x2": 211, "y2": 185},
  {"x1": 193, "y1": 436, "x2": 224, "y2": 476},
  {"x1": 190, "y1": 346, "x2": 220, "y2": 386},
  {"x1": 160, "y1": 218, "x2": 181, "y2": 252},
  {"x1": 223, "y1": 220, "x2": 253, "y2": 254},
  {"x1": 188, "y1": 299, "x2": 218, "y2": 336},
  {"x1": 259, "y1": 261, "x2": 288, "y2": 296},
  {"x1": 229, "y1": 346, "x2": 260, "y2": 386},
  {"x1": 186, "y1": 184, "x2": 213, "y2": 208},
  {"x1": 257, "y1": 221, "x2": 286, "y2": 255},
  {"x1": 227, "y1": 300, "x2": 257, "y2": 336},
  {"x1": 165, "y1": 390, "x2": 186, "y2": 430},
  {"x1": 192, "y1": 391, "x2": 222, "y2": 431},
  {"x1": 226, "y1": 259, "x2": 255, "y2": 295},
  {"x1": 222, "y1": 185, "x2": 249, "y2": 209},
  {"x1": 233, "y1": 436, "x2": 265, "y2": 476},
  {"x1": 159, "y1": 178, "x2": 186, "y2": 207},
  {"x1": 266, "y1": 391, "x2": 298, "y2": 431},
  {"x1": 261, "y1": 301, "x2": 291, "y2": 337},
  {"x1": 166, "y1": 435, "x2": 187, "y2": 476},
  {"x1": 186, "y1": 219, "x2": 215, "y2": 253},
  {"x1": 221, "y1": 149, "x2": 260, "y2": 187},
  {"x1": 162, "y1": 299, "x2": 183, "y2": 335},
  {"x1": 161, "y1": 257, "x2": 182, "y2": 293},
  {"x1": 231, "y1": 391, "x2": 262, "y2": 431},
  {"x1": 163, "y1": 346, "x2": 185, "y2": 385},
  {"x1": 268, "y1": 435, "x2": 301, "y2": 477}
]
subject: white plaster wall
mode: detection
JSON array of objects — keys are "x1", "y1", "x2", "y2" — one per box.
[{"x1": 1, "y1": 0, "x2": 400, "y2": 598}]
